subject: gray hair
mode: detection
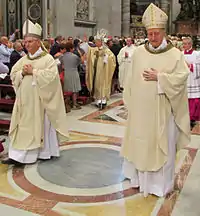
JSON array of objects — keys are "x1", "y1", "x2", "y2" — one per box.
[
  {"x1": 182, "y1": 37, "x2": 193, "y2": 44},
  {"x1": 13, "y1": 41, "x2": 22, "y2": 50}
]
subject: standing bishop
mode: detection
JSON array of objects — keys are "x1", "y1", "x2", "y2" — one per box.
[
  {"x1": 86, "y1": 30, "x2": 116, "y2": 109},
  {"x1": 3, "y1": 20, "x2": 69, "y2": 166},
  {"x1": 121, "y1": 3, "x2": 190, "y2": 197}
]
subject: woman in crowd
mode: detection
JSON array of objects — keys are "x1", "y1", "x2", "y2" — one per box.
[{"x1": 61, "y1": 42, "x2": 82, "y2": 110}]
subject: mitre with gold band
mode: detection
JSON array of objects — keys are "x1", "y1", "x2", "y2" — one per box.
[
  {"x1": 22, "y1": 19, "x2": 42, "y2": 39},
  {"x1": 142, "y1": 3, "x2": 168, "y2": 29}
]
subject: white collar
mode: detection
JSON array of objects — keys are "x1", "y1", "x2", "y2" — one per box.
[
  {"x1": 126, "y1": 44, "x2": 134, "y2": 48},
  {"x1": 29, "y1": 47, "x2": 43, "y2": 58},
  {"x1": 149, "y1": 38, "x2": 168, "y2": 51}
]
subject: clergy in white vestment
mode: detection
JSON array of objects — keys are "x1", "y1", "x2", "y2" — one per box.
[
  {"x1": 121, "y1": 3, "x2": 190, "y2": 197},
  {"x1": 117, "y1": 38, "x2": 136, "y2": 89},
  {"x1": 182, "y1": 37, "x2": 200, "y2": 129},
  {"x1": 2, "y1": 20, "x2": 69, "y2": 166}
]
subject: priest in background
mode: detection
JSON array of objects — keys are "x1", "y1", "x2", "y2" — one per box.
[
  {"x1": 3, "y1": 20, "x2": 69, "y2": 166},
  {"x1": 182, "y1": 37, "x2": 200, "y2": 129},
  {"x1": 86, "y1": 30, "x2": 116, "y2": 109},
  {"x1": 121, "y1": 3, "x2": 190, "y2": 197},
  {"x1": 117, "y1": 37, "x2": 136, "y2": 90}
]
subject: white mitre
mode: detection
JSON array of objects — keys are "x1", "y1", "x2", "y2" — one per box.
[
  {"x1": 23, "y1": 19, "x2": 42, "y2": 38},
  {"x1": 94, "y1": 29, "x2": 108, "y2": 41},
  {"x1": 142, "y1": 3, "x2": 168, "y2": 29}
]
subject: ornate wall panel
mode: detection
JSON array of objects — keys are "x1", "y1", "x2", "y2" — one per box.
[
  {"x1": 76, "y1": 0, "x2": 89, "y2": 21},
  {"x1": 27, "y1": 0, "x2": 42, "y2": 25},
  {"x1": 6, "y1": 0, "x2": 22, "y2": 35}
]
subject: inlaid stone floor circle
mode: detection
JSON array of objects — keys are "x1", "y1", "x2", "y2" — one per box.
[{"x1": 37, "y1": 147, "x2": 124, "y2": 188}]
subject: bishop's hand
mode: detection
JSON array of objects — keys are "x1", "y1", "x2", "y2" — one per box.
[
  {"x1": 22, "y1": 64, "x2": 33, "y2": 76},
  {"x1": 143, "y1": 68, "x2": 158, "y2": 81}
]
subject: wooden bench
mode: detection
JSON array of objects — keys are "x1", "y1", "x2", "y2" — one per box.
[
  {"x1": 0, "y1": 119, "x2": 10, "y2": 130},
  {"x1": 0, "y1": 84, "x2": 14, "y2": 99},
  {"x1": 0, "y1": 98, "x2": 15, "y2": 105},
  {"x1": 0, "y1": 84, "x2": 15, "y2": 112}
]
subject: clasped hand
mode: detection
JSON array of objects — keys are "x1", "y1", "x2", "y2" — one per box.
[
  {"x1": 22, "y1": 64, "x2": 33, "y2": 76},
  {"x1": 143, "y1": 68, "x2": 158, "y2": 81}
]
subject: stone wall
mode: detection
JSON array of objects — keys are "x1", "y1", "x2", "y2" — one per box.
[
  {"x1": 0, "y1": 0, "x2": 3, "y2": 35},
  {"x1": 0, "y1": 0, "x2": 182, "y2": 37},
  {"x1": 170, "y1": 0, "x2": 181, "y2": 33},
  {"x1": 49, "y1": 0, "x2": 121, "y2": 38}
]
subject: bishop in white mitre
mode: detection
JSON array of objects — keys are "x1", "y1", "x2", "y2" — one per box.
[
  {"x1": 3, "y1": 20, "x2": 69, "y2": 166},
  {"x1": 117, "y1": 38, "x2": 136, "y2": 89},
  {"x1": 121, "y1": 3, "x2": 190, "y2": 197}
]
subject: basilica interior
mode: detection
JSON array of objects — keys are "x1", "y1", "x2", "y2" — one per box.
[
  {"x1": 0, "y1": 0, "x2": 200, "y2": 216},
  {"x1": 0, "y1": 93, "x2": 198, "y2": 215}
]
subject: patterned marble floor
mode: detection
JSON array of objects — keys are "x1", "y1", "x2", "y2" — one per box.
[{"x1": 0, "y1": 94, "x2": 199, "y2": 216}]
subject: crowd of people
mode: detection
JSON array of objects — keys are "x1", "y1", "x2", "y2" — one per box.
[
  {"x1": 0, "y1": 28, "x2": 140, "y2": 110},
  {"x1": 0, "y1": 2, "x2": 199, "y2": 199},
  {"x1": 1, "y1": 22, "x2": 199, "y2": 113}
]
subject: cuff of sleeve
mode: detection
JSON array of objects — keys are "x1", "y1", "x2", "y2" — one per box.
[
  {"x1": 157, "y1": 76, "x2": 164, "y2": 94},
  {"x1": 20, "y1": 71, "x2": 24, "y2": 81},
  {"x1": 103, "y1": 54, "x2": 108, "y2": 64},
  {"x1": 33, "y1": 69, "x2": 37, "y2": 74},
  {"x1": 32, "y1": 69, "x2": 37, "y2": 86}
]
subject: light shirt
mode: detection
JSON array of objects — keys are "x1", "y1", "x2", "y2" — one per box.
[
  {"x1": 0, "y1": 44, "x2": 13, "y2": 63},
  {"x1": 80, "y1": 42, "x2": 89, "y2": 54},
  {"x1": 0, "y1": 62, "x2": 9, "y2": 74}
]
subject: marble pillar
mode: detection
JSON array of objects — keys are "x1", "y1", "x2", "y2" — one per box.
[
  {"x1": 160, "y1": 0, "x2": 169, "y2": 14},
  {"x1": 0, "y1": 0, "x2": 3, "y2": 34},
  {"x1": 42, "y1": 0, "x2": 48, "y2": 38},
  {"x1": 121, "y1": 0, "x2": 130, "y2": 36},
  {"x1": 160, "y1": 0, "x2": 170, "y2": 32}
]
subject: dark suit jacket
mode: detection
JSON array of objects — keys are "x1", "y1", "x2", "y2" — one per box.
[
  {"x1": 10, "y1": 50, "x2": 22, "y2": 69},
  {"x1": 110, "y1": 44, "x2": 121, "y2": 79},
  {"x1": 50, "y1": 42, "x2": 60, "y2": 57}
]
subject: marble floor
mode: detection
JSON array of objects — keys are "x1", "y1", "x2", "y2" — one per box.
[{"x1": 0, "y1": 93, "x2": 199, "y2": 216}]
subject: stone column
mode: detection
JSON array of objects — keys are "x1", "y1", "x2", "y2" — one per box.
[
  {"x1": 121, "y1": 0, "x2": 130, "y2": 36},
  {"x1": 42, "y1": 0, "x2": 48, "y2": 38},
  {"x1": 2, "y1": 0, "x2": 7, "y2": 35},
  {"x1": 160, "y1": 0, "x2": 169, "y2": 14},
  {"x1": 160, "y1": 0, "x2": 170, "y2": 32},
  {"x1": 0, "y1": 0, "x2": 3, "y2": 35}
]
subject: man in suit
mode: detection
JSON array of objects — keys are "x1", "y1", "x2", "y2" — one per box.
[
  {"x1": 50, "y1": 35, "x2": 63, "y2": 57},
  {"x1": 10, "y1": 41, "x2": 25, "y2": 69}
]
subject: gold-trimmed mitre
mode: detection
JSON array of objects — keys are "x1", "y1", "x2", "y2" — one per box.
[
  {"x1": 23, "y1": 19, "x2": 42, "y2": 39},
  {"x1": 142, "y1": 3, "x2": 168, "y2": 29}
]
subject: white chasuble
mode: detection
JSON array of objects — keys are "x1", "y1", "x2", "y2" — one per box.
[
  {"x1": 121, "y1": 39, "x2": 190, "y2": 197},
  {"x1": 117, "y1": 45, "x2": 136, "y2": 88}
]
